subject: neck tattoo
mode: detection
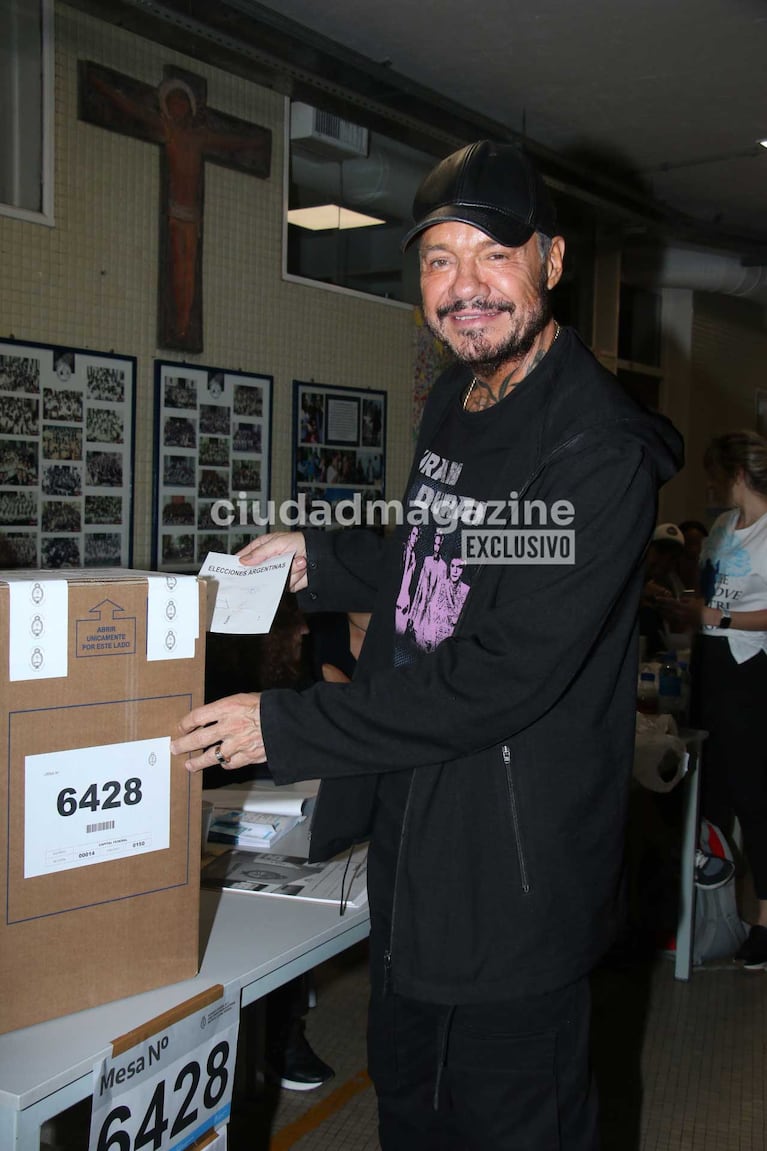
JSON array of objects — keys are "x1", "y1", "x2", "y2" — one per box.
[{"x1": 463, "y1": 321, "x2": 561, "y2": 412}]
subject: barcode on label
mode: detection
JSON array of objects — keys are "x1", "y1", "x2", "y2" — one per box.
[{"x1": 86, "y1": 820, "x2": 115, "y2": 833}]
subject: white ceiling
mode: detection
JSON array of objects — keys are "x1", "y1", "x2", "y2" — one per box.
[{"x1": 253, "y1": 0, "x2": 767, "y2": 256}]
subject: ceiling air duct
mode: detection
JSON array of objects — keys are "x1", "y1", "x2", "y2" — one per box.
[{"x1": 623, "y1": 244, "x2": 767, "y2": 300}]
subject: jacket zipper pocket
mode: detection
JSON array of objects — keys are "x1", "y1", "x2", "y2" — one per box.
[
  {"x1": 502, "y1": 745, "x2": 531, "y2": 894},
  {"x1": 384, "y1": 771, "x2": 416, "y2": 994},
  {"x1": 383, "y1": 948, "x2": 393, "y2": 993}
]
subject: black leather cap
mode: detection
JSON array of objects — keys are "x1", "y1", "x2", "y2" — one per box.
[{"x1": 402, "y1": 140, "x2": 557, "y2": 251}]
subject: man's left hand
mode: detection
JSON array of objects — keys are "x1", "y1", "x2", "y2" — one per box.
[{"x1": 171, "y1": 692, "x2": 265, "y2": 773}]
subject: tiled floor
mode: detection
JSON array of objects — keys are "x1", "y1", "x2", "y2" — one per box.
[
  {"x1": 43, "y1": 921, "x2": 766, "y2": 1150},
  {"x1": 219, "y1": 935, "x2": 766, "y2": 1151}
]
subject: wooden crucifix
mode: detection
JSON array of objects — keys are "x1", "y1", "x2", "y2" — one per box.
[{"x1": 79, "y1": 62, "x2": 272, "y2": 353}]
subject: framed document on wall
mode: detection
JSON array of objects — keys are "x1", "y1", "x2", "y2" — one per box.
[
  {"x1": 292, "y1": 381, "x2": 386, "y2": 526},
  {"x1": 153, "y1": 362, "x2": 272, "y2": 571},
  {"x1": 0, "y1": 338, "x2": 136, "y2": 568}
]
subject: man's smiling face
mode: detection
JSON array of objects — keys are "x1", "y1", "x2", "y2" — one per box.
[{"x1": 419, "y1": 222, "x2": 563, "y2": 376}]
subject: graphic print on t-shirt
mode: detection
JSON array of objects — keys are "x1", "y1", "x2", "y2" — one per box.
[
  {"x1": 700, "y1": 517, "x2": 752, "y2": 606},
  {"x1": 698, "y1": 509, "x2": 767, "y2": 662},
  {"x1": 395, "y1": 523, "x2": 470, "y2": 653},
  {"x1": 394, "y1": 442, "x2": 485, "y2": 667}
]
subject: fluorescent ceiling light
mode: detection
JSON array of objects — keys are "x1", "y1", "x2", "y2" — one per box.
[
  {"x1": 759, "y1": 139, "x2": 767, "y2": 149},
  {"x1": 287, "y1": 204, "x2": 386, "y2": 230}
]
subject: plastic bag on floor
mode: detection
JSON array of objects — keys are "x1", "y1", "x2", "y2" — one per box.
[{"x1": 693, "y1": 819, "x2": 748, "y2": 965}]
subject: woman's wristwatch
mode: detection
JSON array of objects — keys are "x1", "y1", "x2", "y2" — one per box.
[{"x1": 704, "y1": 607, "x2": 731, "y2": 630}]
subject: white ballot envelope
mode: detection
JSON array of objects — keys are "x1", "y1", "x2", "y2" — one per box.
[{"x1": 199, "y1": 550, "x2": 292, "y2": 633}]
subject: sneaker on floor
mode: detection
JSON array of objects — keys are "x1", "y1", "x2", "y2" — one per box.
[
  {"x1": 734, "y1": 924, "x2": 767, "y2": 970},
  {"x1": 694, "y1": 849, "x2": 735, "y2": 890},
  {"x1": 276, "y1": 1032, "x2": 335, "y2": 1092}
]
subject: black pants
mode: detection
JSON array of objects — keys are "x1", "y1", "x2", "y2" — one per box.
[
  {"x1": 367, "y1": 976, "x2": 598, "y2": 1151},
  {"x1": 693, "y1": 635, "x2": 767, "y2": 899}
]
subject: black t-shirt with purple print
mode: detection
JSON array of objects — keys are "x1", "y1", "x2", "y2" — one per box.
[
  {"x1": 392, "y1": 390, "x2": 520, "y2": 667},
  {"x1": 373, "y1": 387, "x2": 526, "y2": 931}
]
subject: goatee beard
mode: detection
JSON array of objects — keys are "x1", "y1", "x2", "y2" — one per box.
[{"x1": 428, "y1": 285, "x2": 552, "y2": 376}]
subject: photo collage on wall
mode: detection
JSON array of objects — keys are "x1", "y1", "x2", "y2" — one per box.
[
  {"x1": 154, "y1": 362, "x2": 272, "y2": 571},
  {"x1": 293, "y1": 381, "x2": 386, "y2": 525},
  {"x1": 0, "y1": 339, "x2": 135, "y2": 569}
]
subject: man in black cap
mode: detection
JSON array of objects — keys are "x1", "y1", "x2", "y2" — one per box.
[
  {"x1": 173, "y1": 141, "x2": 683, "y2": 1149},
  {"x1": 404, "y1": 139, "x2": 563, "y2": 415}
]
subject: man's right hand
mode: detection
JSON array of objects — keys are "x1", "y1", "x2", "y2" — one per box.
[{"x1": 237, "y1": 532, "x2": 309, "y2": 592}]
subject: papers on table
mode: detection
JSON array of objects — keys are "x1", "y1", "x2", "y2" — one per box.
[
  {"x1": 199, "y1": 550, "x2": 293, "y2": 634},
  {"x1": 202, "y1": 780, "x2": 320, "y2": 851},
  {"x1": 202, "y1": 780, "x2": 319, "y2": 818},
  {"x1": 207, "y1": 810, "x2": 301, "y2": 850},
  {"x1": 201, "y1": 843, "x2": 369, "y2": 909}
]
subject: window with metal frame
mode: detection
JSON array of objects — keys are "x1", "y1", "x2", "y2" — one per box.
[{"x1": 0, "y1": 0, "x2": 54, "y2": 225}]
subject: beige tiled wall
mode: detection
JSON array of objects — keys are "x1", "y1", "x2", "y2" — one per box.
[{"x1": 0, "y1": 4, "x2": 417, "y2": 567}]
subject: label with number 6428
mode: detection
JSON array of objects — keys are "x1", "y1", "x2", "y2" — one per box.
[
  {"x1": 90, "y1": 990, "x2": 239, "y2": 1151},
  {"x1": 24, "y1": 736, "x2": 171, "y2": 878}
]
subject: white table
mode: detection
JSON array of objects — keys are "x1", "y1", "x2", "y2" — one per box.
[{"x1": 0, "y1": 882, "x2": 369, "y2": 1150}]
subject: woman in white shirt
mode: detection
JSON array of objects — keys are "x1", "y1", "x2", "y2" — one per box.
[{"x1": 691, "y1": 431, "x2": 767, "y2": 969}]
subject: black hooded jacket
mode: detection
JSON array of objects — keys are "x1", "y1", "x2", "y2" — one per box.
[{"x1": 262, "y1": 327, "x2": 683, "y2": 1003}]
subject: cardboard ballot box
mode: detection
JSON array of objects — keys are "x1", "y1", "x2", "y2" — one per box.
[{"x1": 0, "y1": 569, "x2": 205, "y2": 1035}]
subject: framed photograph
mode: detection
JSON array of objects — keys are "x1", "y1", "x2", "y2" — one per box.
[
  {"x1": 153, "y1": 362, "x2": 273, "y2": 571},
  {"x1": 0, "y1": 338, "x2": 135, "y2": 568},
  {"x1": 755, "y1": 389, "x2": 767, "y2": 438},
  {"x1": 293, "y1": 381, "x2": 386, "y2": 528}
]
